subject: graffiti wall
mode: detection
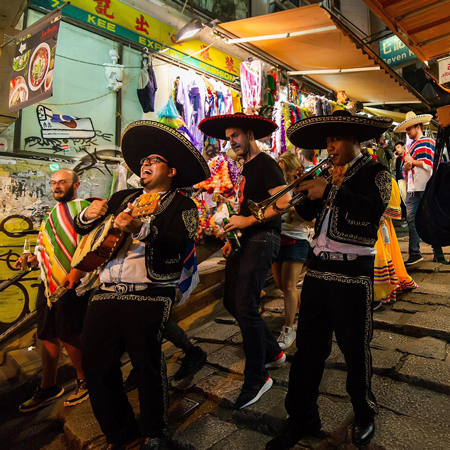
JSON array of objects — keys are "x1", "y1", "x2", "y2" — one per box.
[{"x1": 0, "y1": 151, "x2": 117, "y2": 335}]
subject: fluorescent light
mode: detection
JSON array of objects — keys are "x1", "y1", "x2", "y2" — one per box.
[
  {"x1": 226, "y1": 26, "x2": 336, "y2": 44},
  {"x1": 176, "y1": 18, "x2": 203, "y2": 42},
  {"x1": 363, "y1": 101, "x2": 422, "y2": 106},
  {"x1": 287, "y1": 67, "x2": 381, "y2": 75}
]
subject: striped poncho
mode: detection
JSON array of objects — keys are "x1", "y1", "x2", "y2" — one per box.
[
  {"x1": 402, "y1": 137, "x2": 435, "y2": 192},
  {"x1": 38, "y1": 199, "x2": 91, "y2": 302}
]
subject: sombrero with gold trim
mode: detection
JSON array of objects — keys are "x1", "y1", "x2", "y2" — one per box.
[
  {"x1": 287, "y1": 110, "x2": 393, "y2": 150},
  {"x1": 121, "y1": 121, "x2": 210, "y2": 189},
  {"x1": 394, "y1": 111, "x2": 433, "y2": 132},
  {"x1": 199, "y1": 113, "x2": 278, "y2": 140}
]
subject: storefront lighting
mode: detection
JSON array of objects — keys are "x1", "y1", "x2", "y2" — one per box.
[
  {"x1": 176, "y1": 18, "x2": 204, "y2": 42},
  {"x1": 287, "y1": 67, "x2": 381, "y2": 75},
  {"x1": 225, "y1": 26, "x2": 336, "y2": 44}
]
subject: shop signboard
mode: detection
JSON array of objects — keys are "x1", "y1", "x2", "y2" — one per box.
[
  {"x1": 379, "y1": 35, "x2": 417, "y2": 67},
  {"x1": 6, "y1": 10, "x2": 61, "y2": 112},
  {"x1": 31, "y1": 0, "x2": 240, "y2": 83},
  {"x1": 438, "y1": 56, "x2": 450, "y2": 85}
]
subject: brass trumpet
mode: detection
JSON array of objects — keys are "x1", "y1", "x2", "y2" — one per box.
[{"x1": 248, "y1": 157, "x2": 334, "y2": 222}]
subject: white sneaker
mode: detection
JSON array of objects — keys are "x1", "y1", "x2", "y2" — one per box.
[
  {"x1": 277, "y1": 326, "x2": 296, "y2": 350},
  {"x1": 265, "y1": 351, "x2": 286, "y2": 369}
]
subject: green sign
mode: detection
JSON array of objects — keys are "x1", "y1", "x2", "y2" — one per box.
[{"x1": 379, "y1": 35, "x2": 417, "y2": 67}]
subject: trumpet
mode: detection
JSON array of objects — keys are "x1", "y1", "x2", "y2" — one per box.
[{"x1": 248, "y1": 157, "x2": 334, "y2": 222}]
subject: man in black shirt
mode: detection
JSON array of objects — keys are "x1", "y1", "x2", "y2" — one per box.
[{"x1": 199, "y1": 113, "x2": 290, "y2": 409}]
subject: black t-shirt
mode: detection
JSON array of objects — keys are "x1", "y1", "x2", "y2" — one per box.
[{"x1": 237, "y1": 152, "x2": 286, "y2": 232}]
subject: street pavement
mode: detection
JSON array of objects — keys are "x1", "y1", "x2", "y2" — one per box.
[{"x1": 1, "y1": 237, "x2": 449, "y2": 450}]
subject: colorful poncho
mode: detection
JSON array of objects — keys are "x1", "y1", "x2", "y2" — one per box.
[
  {"x1": 402, "y1": 137, "x2": 435, "y2": 191},
  {"x1": 38, "y1": 199, "x2": 91, "y2": 302}
]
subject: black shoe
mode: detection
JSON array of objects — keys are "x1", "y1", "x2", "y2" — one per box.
[
  {"x1": 266, "y1": 420, "x2": 322, "y2": 450},
  {"x1": 433, "y1": 248, "x2": 449, "y2": 264},
  {"x1": 140, "y1": 437, "x2": 164, "y2": 450},
  {"x1": 352, "y1": 417, "x2": 375, "y2": 448},
  {"x1": 404, "y1": 255, "x2": 423, "y2": 266},
  {"x1": 103, "y1": 436, "x2": 141, "y2": 450},
  {"x1": 174, "y1": 346, "x2": 207, "y2": 380},
  {"x1": 19, "y1": 385, "x2": 65, "y2": 412},
  {"x1": 235, "y1": 377, "x2": 273, "y2": 410},
  {"x1": 124, "y1": 369, "x2": 138, "y2": 393}
]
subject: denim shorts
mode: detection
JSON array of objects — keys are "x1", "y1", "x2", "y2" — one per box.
[{"x1": 274, "y1": 238, "x2": 310, "y2": 263}]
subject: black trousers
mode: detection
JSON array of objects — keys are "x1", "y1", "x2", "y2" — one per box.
[
  {"x1": 224, "y1": 228, "x2": 282, "y2": 388},
  {"x1": 81, "y1": 287, "x2": 174, "y2": 444},
  {"x1": 285, "y1": 254, "x2": 378, "y2": 423}
]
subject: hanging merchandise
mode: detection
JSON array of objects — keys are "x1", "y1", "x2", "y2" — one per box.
[
  {"x1": 177, "y1": 70, "x2": 208, "y2": 152},
  {"x1": 301, "y1": 94, "x2": 332, "y2": 116},
  {"x1": 266, "y1": 70, "x2": 280, "y2": 106},
  {"x1": 231, "y1": 88, "x2": 242, "y2": 113},
  {"x1": 137, "y1": 53, "x2": 158, "y2": 113},
  {"x1": 240, "y1": 59, "x2": 262, "y2": 114},
  {"x1": 156, "y1": 97, "x2": 199, "y2": 147},
  {"x1": 195, "y1": 154, "x2": 235, "y2": 198}
]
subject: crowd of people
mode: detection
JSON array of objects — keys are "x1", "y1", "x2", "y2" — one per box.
[{"x1": 13, "y1": 104, "x2": 449, "y2": 450}]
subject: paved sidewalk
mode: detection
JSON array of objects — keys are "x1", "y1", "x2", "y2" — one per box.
[{"x1": 1, "y1": 240, "x2": 449, "y2": 450}]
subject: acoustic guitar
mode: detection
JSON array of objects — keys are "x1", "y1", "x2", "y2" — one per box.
[{"x1": 71, "y1": 193, "x2": 160, "y2": 272}]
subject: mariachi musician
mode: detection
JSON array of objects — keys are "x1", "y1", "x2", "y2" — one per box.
[
  {"x1": 267, "y1": 111, "x2": 393, "y2": 449},
  {"x1": 74, "y1": 121, "x2": 210, "y2": 450}
]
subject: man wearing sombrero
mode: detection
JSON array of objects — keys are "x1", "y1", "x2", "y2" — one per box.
[
  {"x1": 74, "y1": 121, "x2": 210, "y2": 450},
  {"x1": 267, "y1": 110, "x2": 392, "y2": 449},
  {"x1": 199, "y1": 113, "x2": 290, "y2": 410},
  {"x1": 394, "y1": 111, "x2": 447, "y2": 265}
]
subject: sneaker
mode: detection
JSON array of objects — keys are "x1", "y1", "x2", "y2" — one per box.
[
  {"x1": 265, "y1": 351, "x2": 286, "y2": 369},
  {"x1": 19, "y1": 385, "x2": 65, "y2": 412},
  {"x1": 404, "y1": 255, "x2": 423, "y2": 266},
  {"x1": 235, "y1": 377, "x2": 273, "y2": 410},
  {"x1": 277, "y1": 326, "x2": 296, "y2": 350},
  {"x1": 64, "y1": 379, "x2": 89, "y2": 407},
  {"x1": 174, "y1": 346, "x2": 207, "y2": 380}
]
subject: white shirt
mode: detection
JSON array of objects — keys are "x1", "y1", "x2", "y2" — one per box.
[
  {"x1": 79, "y1": 192, "x2": 172, "y2": 284},
  {"x1": 313, "y1": 153, "x2": 376, "y2": 256}
]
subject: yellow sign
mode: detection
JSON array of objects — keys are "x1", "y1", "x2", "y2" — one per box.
[{"x1": 42, "y1": 0, "x2": 240, "y2": 79}]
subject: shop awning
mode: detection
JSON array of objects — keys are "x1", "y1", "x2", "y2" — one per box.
[
  {"x1": 218, "y1": 4, "x2": 427, "y2": 105},
  {"x1": 362, "y1": 0, "x2": 450, "y2": 63}
]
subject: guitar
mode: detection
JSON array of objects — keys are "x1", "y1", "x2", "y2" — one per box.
[{"x1": 71, "y1": 193, "x2": 160, "y2": 272}]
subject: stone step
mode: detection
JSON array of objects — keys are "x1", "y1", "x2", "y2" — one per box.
[
  {"x1": 5, "y1": 348, "x2": 42, "y2": 383},
  {"x1": 374, "y1": 306, "x2": 450, "y2": 341}
]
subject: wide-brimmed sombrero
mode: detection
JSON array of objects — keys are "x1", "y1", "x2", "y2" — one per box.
[
  {"x1": 121, "y1": 121, "x2": 210, "y2": 189},
  {"x1": 287, "y1": 110, "x2": 393, "y2": 149},
  {"x1": 394, "y1": 111, "x2": 433, "y2": 132},
  {"x1": 199, "y1": 113, "x2": 278, "y2": 140}
]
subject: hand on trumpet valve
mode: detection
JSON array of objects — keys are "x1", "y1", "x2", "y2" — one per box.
[{"x1": 297, "y1": 177, "x2": 329, "y2": 201}]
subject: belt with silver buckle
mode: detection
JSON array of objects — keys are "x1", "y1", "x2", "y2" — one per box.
[
  {"x1": 100, "y1": 283, "x2": 149, "y2": 294},
  {"x1": 318, "y1": 251, "x2": 358, "y2": 261}
]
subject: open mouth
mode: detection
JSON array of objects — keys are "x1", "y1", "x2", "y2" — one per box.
[{"x1": 142, "y1": 169, "x2": 153, "y2": 175}]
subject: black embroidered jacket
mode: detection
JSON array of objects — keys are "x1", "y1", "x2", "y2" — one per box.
[
  {"x1": 74, "y1": 188, "x2": 199, "y2": 282},
  {"x1": 295, "y1": 155, "x2": 391, "y2": 247}
]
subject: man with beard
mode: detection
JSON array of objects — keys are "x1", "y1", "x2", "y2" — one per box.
[
  {"x1": 199, "y1": 113, "x2": 290, "y2": 410},
  {"x1": 16, "y1": 169, "x2": 91, "y2": 412},
  {"x1": 74, "y1": 121, "x2": 209, "y2": 450}
]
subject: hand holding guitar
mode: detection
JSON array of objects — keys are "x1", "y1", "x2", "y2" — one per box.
[
  {"x1": 114, "y1": 203, "x2": 143, "y2": 234},
  {"x1": 84, "y1": 199, "x2": 108, "y2": 221},
  {"x1": 61, "y1": 268, "x2": 85, "y2": 289}
]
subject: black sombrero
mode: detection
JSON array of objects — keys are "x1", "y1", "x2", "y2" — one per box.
[
  {"x1": 121, "y1": 121, "x2": 210, "y2": 189},
  {"x1": 287, "y1": 110, "x2": 393, "y2": 149},
  {"x1": 199, "y1": 113, "x2": 278, "y2": 140}
]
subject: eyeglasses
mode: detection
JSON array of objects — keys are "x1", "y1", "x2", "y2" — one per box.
[
  {"x1": 50, "y1": 180, "x2": 72, "y2": 187},
  {"x1": 140, "y1": 156, "x2": 168, "y2": 166}
]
